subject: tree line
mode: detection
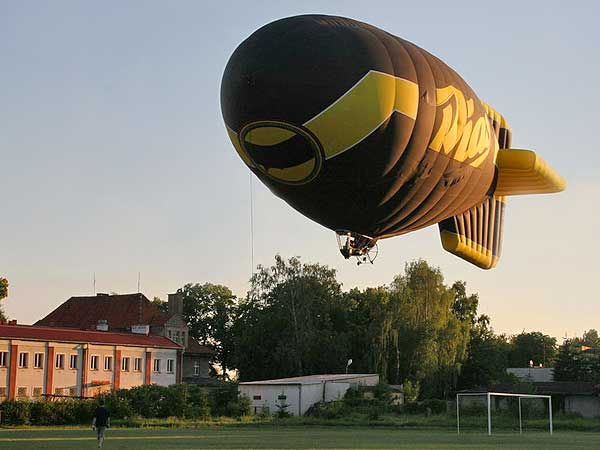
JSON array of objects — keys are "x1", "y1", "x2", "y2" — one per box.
[
  {"x1": 5, "y1": 256, "x2": 597, "y2": 401},
  {"x1": 151, "y1": 256, "x2": 599, "y2": 398}
]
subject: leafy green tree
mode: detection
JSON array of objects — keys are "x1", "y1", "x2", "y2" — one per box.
[
  {"x1": 344, "y1": 286, "x2": 396, "y2": 379},
  {"x1": 177, "y1": 283, "x2": 237, "y2": 376},
  {"x1": 554, "y1": 330, "x2": 600, "y2": 382},
  {"x1": 0, "y1": 277, "x2": 9, "y2": 321},
  {"x1": 151, "y1": 296, "x2": 168, "y2": 314},
  {"x1": 457, "y1": 315, "x2": 512, "y2": 389},
  {"x1": 0, "y1": 278, "x2": 8, "y2": 301},
  {"x1": 451, "y1": 281, "x2": 479, "y2": 325},
  {"x1": 388, "y1": 260, "x2": 471, "y2": 398},
  {"x1": 344, "y1": 260, "x2": 472, "y2": 398},
  {"x1": 233, "y1": 255, "x2": 351, "y2": 381},
  {"x1": 508, "y1": 332, "x2": 557, "y2": 367},
  {"x1": 582, "y1": 329, "x2": 600, "y2": 348}
]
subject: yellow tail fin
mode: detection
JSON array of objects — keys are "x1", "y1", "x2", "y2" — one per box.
[{"x1": 494, "y1": 149, "x2": 566, "y2": 196}]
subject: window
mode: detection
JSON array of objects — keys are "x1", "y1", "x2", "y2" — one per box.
[
  {"x1": 0, "y1": 387, "x2": 6, "y2": 397},
  {"x1": 18, "y1": 352, "x2": 28, "y2": 368},
  {"x1": 69, "y1": 354, "x2": 78, "y2": 370},
  {"x1": 168, "y1": 330, "x2": 172, "y2": 339},
  {"x1": 0, "y1": 352, "x2": 8, "y2": 367},
  {"x1": 122, "y1": 357, "x2": 130, "y2": 372},
  {"x1": 166, "y1": 359, "x2": 174, "y2": 373},
  {"x1": 278, "y1": 394, "x2": 287, "y2": 400},
  {"x1": 153, "y1": 359, "x2": 161, "y2": 373},
  {"x1": 54, "y1": 387, "x2": 63, "y2": 395},
  {"x1": 134, "y1": 357, "x2": 142, "y2": 372},
  {"x1": 17, "y1": 387, "x2": 27, "y2": 398},
  {"x1": 193, "y1": 361, "x2": 200, "y2": 376},
  {"x1": 69, "y1": 387, "x2": 77, "y2": 397},
  {"x1": 55, "y1": 353, "x2": 65, "y2": 369},
  {"x1": 90, "y1": 355, "x2": 99, "y2": 370},
  {"x1": 253, "y1": 395, "x2": 261, "y2": 400},
  {"x1": 34, "y1": 353, "x2": 44, "y2": 369},
  {"x1": 33, "y1": 387, "x2": 43, "y2": 398},
  {"x1": 104, "y1": 356, "x2": 112, "y2": 371}
]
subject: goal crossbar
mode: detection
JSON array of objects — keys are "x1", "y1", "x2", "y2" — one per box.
[{"x1": 456, "y1": 392, "x2": 553, "y2": 436}]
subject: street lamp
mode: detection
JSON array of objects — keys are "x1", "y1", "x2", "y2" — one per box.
[{"x1": 346, "y1": 358, "x2": 353, "y2": 374}]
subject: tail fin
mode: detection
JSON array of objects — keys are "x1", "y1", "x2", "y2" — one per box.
[
  {"x1": 482, "y1": 102, "x2": 566, "y2": 196},
  {"x1": 438, "y1": 195, "x2": 506, "y2": 270},
  {"x1": 494, "y1": 149, "x2": 567, "y2": 196}
]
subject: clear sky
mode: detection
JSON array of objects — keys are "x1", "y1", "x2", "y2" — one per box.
[{"x1": 1, "y1": 1, "x2": 598, "y2": 339}]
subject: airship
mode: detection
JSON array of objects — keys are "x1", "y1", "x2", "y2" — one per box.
[{"x1": 220, "y1": 15, "x2": 566, "y2": 269}]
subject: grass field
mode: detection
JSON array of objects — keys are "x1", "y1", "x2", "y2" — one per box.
[{"x1": 0, "y1": 426, "x2": 599, "y2": 450}]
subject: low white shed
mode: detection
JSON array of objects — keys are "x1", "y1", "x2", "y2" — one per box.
[{"x1": 239, "y1": 373, "x2": 379, "y2": 416}]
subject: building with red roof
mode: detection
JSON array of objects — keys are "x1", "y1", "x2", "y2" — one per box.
[
  {"x1": 34, "y1": 293, "x2": 215, "y2": 384},
  {"x1": 0, "y1": 322, "x2": 182, "y2": 400}
]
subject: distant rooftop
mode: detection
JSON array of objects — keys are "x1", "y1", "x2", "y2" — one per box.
[
  {"x1": 240, "y1": 374, "x2": 378, "y2": 385},
  {"x1": 35, "y1": 293, "x2": 170, "y2": 331},
  {"x1": 507, "y1": 367, "x2": 555, "y2": 382}
]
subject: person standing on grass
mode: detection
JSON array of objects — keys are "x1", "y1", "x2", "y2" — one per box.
[{"x1": 92, "y1": 398, "x2": 110, "y2": 448}]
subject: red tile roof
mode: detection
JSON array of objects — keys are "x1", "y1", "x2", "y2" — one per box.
[
  {"x1": 0, "y1": 324, "x2": 181, "y2": 349},
  {"x1": 35, "y1": 293, "x2": 170, "y2": 331}
]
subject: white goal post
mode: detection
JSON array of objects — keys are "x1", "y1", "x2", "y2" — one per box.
[{"x1": 456, "y1": 392, "x2": 553, "y2": 436}]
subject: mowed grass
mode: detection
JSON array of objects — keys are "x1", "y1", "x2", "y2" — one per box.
[{"x1": 0, "y1": 426, "x2": 599, "y2": 450}]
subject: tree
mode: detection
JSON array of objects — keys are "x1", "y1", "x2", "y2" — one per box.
[
  {"x1": 457, "y1": 315, "x2": 512, "y2": 389},
  {"x1": 0, "y1": 277, "x2": 8, "y2": 321},
  {"x1": 177, "y1": 283, "x2": 237, "y2": 376},
  {"x1": 554, "y1": 330, "x2": 600, "y2": 382},
  {"x1": 0, "y1": 278, "x2": 7, "y2": 301},
  {"x1": 388, "y1": 260, "x2": 472, "y2": 398},
  {"x1": 451, "y1": 281, "x2": 479, "y2": 325},
  {"x1": 151, "y1": 296, "x2": 168, "y2": 314},
  {"x1": 508, "y1": 332, "x2": 557, "y2": 367},
  {"x1": 343, "y1": 260, "x2": 473, "y2": 398},
  {"x1": 233, "y1": 255, "x2": 351, "y2": 381}
]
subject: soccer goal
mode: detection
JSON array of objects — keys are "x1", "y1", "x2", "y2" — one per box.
[{"x1": 456, "y1": 392, "x2": 553, "y2": 436}]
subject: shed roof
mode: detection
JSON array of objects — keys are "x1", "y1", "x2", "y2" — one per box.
[{"x1": 240, "y1": 374, "x2": 378, "y2": 385}]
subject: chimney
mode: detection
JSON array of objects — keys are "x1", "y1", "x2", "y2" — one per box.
[
  {"x1": 96, "y1": 320, "x2": 108, "y2": 331},
  {"x1": 168, "y1": 292, "x2": 183, "y2": 316}
]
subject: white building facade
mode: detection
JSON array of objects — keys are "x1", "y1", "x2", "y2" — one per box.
[
  {"x1": 240, "y1": 374, "x2": 380, "y2": 416},
  {"x1": 0, "y1": 323, "x2": 182, "y2": 400}
]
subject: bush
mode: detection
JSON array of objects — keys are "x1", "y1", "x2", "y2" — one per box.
[
  {"x1": 98, "y1": 390, "x2": 133, "y2": 419},
  {"x1": 403, "y1": 380, "x2": 420, "y2": 403},
  {"x1": 125, "y1": 384, "x2": 166, "y2": 418},
  {"x1": 1, "y1": 400, "x2": 30, "y2": 425},
  {"x1": 422, "y1": 399, "x2": 447, "y2": 415},
  {"x1": 187, "y1": 386, "x2": 211, "y2": 419},
  {"x1": 403, "y1": 402, "x2": 426, "y2": 415},
  {"x1": 0, "y1": 382, "x2": 253, "y2": 425},
  {"x1": 29, "y1": 400, "x2": 54, "y2": 425},
  {"x1": 313, "y1": 400, "x2": 348, "y2": 419}
]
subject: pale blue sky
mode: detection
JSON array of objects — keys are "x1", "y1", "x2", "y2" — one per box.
[{"x1": 1, "y1": 1, "x2": 598, "y2": 339}]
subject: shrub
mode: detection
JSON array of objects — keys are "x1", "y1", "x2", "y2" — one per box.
[
  {"x1": 313, "y1": 400, "x2": 347, "y2": 419},
  {"x1": 422, "y1": 399, "x2": 447, "y2": 415},
  {"x1": 1, "y1": 400, "x2": 30, "y2": 425},
  {"x1": 403, "y1": 380, "x2": 420, "y2": 403},
  {"x1": 125, "y1": 384, "x2": 166, "y2": 418},
  {"x1": 403, "y1": 402, "x2": 426, "y2": 415},
  {"x1": 98, "y1": 390, "x2": 133, "y2": 419},
  {"x1": 187, "y1": 386, "x2": 211, "y2": 419},
  {"x1": 29, "y1": 400, "x2": 55, "y2": 425}
]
